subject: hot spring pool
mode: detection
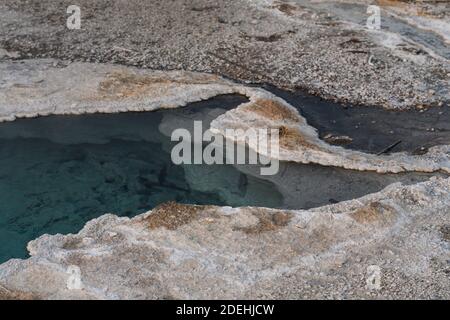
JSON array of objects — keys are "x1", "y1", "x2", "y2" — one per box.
[
  {"x1": 0, "y1": 95, "x2": 287, "y2": 262},
  {"x1": 0, "y1": 94, "x2": 439, "y2": 263}
]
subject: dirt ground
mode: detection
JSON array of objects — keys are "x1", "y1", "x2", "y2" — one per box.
[{"x1": 0, "y1": 0, "x2": 449, "y2": 109}]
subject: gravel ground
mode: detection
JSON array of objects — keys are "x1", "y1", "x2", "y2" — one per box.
[{"x1": 0, "y1": 0, "x2": 449, "y2": 109}]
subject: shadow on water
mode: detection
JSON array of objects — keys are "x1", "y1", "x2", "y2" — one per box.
[
  {"x1": 265, "y1": 85, "x2": 450, "y2": 155},
  {"x1": 0, "y1": 93, "x2": 444, "y2": 262},
  {"x1": 0, "y1": 94, "x2": 281, "y2": 262}
]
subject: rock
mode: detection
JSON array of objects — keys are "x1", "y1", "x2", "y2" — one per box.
[
  {"x1": 0, "y1": 177, "x2": 448, "y2": 299},
  {"x1": 323, "y1": 134, "x2": 353, "y2": 145},
  {"x1": 0, "y1": 59, "x2": 448, "y2": 174},
  {"x1": 0, "y1": 57, "x2": 448, "y2": 300},
  {"x1": 0, "y1": 49, "x2": 20, "y2": 59},
  {"x1": 0, "y1": 0, "x2": 449, "y2": 109}
]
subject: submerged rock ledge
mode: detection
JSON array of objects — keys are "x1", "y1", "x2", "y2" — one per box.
[
  {"x1": 0, "y1": 176, "x2": 448, "y2": 299},
  {"x1": 1, "y1": 59, "x2": 449, "y2": 174},
  {"x1": 0, "y1": 59, "x2": 448, "y2": 299}
]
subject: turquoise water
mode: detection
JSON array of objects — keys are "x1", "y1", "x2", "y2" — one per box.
[
  {"x1": 0, "y1": 95, "x2": 283, "y2": 263},
  {"x1": 0, "y1": 94, "x2": 437, "y2": 264}
]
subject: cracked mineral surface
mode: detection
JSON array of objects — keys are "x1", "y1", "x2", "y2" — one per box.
[{"x1": 0, "y1": 0, "x2": 448, "y2": 300}]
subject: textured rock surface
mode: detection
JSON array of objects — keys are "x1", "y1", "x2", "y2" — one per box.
[
  {"x1": 0, "y1": 177, "x2": 448, "y2": 299},
  {"x1": 0, "y1": 0, "x2": 448, "y2": 109},
  {"x1": 1, "y1": 59, "x2": 449, "y2": 174},
  {"x1": 0, "y1": 59, "x2": 448, "y2": 299},
  {"x1": 0, "y1": 59, "x2": 236, "y2": 121},
  {"x1": 211, "y1": 93, "x2": 450, "y2": 173}
]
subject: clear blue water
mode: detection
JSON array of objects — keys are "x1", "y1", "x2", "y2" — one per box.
[
  {"x1": 0, "y1": 93, "x2": 440, "y2": 264},
  {"x1": 0, "y1": 95, "x2": 283, "y2": 263}
]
